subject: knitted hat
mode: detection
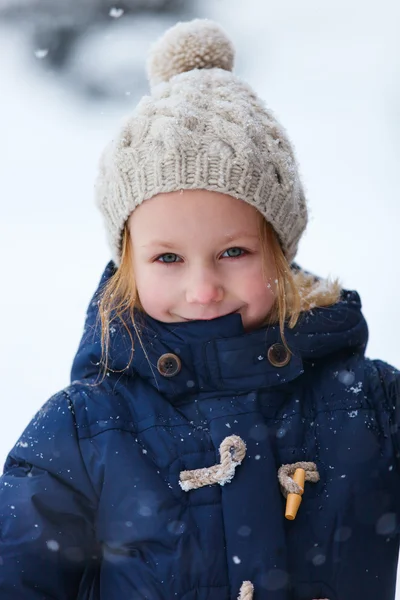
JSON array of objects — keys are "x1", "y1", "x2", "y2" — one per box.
[{"x1": 96, "y1": 19, "x2": 308, "y2": 266}]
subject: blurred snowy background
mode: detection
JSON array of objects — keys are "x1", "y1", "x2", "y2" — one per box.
[{"x1": 1, "y1": 0, "x2": 400, "y2": 589}]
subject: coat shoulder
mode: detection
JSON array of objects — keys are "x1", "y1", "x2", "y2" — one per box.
[
  {"x1": 66, "y1": 377, "x2": 137, "y2": 440},
  {"x1": 363, "y1": 358, "x2": 399, "y2": 407},
  {"x1": 4, "y1": 388, "x2": 98, "y2": 505}
]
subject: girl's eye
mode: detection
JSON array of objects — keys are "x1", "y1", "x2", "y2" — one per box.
[
  {"x1": 157, "y1": 253, "x2": 180, "y2": 263},
  {"x1": 222, "y1": 247, "x2": 246, "y2": 258}
]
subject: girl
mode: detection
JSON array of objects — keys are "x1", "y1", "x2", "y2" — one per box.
[{"x1": 0, "y1": 18, "x2": 399, "y2": 600}]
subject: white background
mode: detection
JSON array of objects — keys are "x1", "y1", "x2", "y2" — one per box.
[{"x1": 1, "y1": 0, "x2": 399, "y2": 593}]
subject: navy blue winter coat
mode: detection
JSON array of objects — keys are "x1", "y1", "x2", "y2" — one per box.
[{"x1": 1, "y1": 261, "x2": 399, "y2": 600}]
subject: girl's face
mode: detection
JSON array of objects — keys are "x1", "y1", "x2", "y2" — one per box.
[{"x1": 128, "y1": 190, "x2": 277, "y2": 331}]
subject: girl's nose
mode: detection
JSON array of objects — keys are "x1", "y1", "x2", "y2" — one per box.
[{"x1": 185, "y1": 271, "x2": 224, "y2": 305}]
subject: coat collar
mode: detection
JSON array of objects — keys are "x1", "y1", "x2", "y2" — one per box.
[{"x1": 71, "y1": 262, "x2": 368, "y2": 396}]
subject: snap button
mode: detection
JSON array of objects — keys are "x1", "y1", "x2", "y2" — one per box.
[
  {"x1": 267, "y1": 343, "x2": 291, "y2": 367},
  {"x1": 157, "y1": 353, "x2": 181, "y2": 377}
]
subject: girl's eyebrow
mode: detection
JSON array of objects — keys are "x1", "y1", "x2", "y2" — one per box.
[
  {"x1": 223, "y1": 232, "x2": 259, "y2": 240},
  {"x1": 142, "y1": 233, "x2": 259, "y2": 248},
  {"x1": 140, "y1": 241, "x2": 177, "y2": 249}
]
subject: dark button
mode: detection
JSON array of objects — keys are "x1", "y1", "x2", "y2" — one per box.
[
  {"x1": 157, "y1": 353, "x2": 182, "y2": 377},
  {"x1": 267, "y1": 343, "x2": 291, "y2": 367}
]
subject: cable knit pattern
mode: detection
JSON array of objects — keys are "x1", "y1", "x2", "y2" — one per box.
[{"x1": 96, "y1": 19, "x2": 308, "y2": 266}]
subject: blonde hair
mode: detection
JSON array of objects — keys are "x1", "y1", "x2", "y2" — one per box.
[{"x1": 97, "y1": 214, "x2": 341, "y2": 382}]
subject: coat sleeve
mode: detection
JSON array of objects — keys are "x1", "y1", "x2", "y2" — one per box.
[
  {"x1": 0, "y1": 390, "x2": 99, "y2": 599},
  {"x1": 372, "y1": 360, "x2": 400, "y2": 452}
]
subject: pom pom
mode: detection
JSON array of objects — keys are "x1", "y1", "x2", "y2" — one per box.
[{"x1": 147, "y1": 19, "x2": 235, "y2": 88}]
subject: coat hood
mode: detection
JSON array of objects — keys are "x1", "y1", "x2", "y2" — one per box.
[{"x1": 71, "y1": 261, "x2": 369, "y2": 394}]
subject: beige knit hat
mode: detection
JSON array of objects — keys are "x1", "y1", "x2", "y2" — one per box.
[{"x1": 95, "y1": 19, "x2": 308, "y2": 266}]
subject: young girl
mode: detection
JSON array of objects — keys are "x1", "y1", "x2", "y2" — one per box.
[{"x1": 0, "y1": 18, "x2": 399, "y2": 600}]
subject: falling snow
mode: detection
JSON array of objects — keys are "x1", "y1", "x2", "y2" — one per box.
[
  {"x1": 46, "y1": 540, "x2": 60, "y2": 552},
  {"x1": 34, "y1": 49, "x2": 49, "y2": 59}
]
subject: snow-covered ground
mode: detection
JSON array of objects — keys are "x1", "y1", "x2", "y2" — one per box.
[{"x1": 1, "y1": 0, "x2": 400, "y2": 592}]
